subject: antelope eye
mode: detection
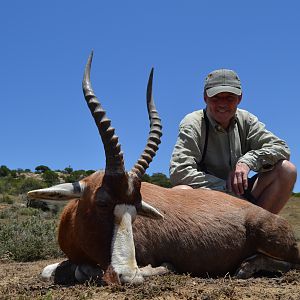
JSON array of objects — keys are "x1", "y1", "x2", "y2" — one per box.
[{"x1": 95, "y1": 188, "x2": 112, "y2": 207}]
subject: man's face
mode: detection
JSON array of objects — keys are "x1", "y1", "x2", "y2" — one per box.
[{"x1": 204, "y1": 92, "x2": 242, "y2": 129}]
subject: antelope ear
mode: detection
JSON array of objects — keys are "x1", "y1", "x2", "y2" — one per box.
[
  {"x1": 137, "y1": 200, "x2": 164, "y2": 219},
  {"x1": 27, "y1": 182, "x2": 85, "y2": 201}
]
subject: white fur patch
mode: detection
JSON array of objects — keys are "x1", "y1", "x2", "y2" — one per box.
[
  {"x1": 41, "y1": 263, "x2": 60, "y2": 280},
  {"x1": 111, "y1": 204, "x2": 143, "y2": 284},
  {"x1": 126, "y1": 176, "x2": 135, "y2": 196}
]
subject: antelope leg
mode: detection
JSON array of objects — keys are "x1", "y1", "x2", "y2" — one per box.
[
  {"x1": 235, "y1": 254, "x2": 292, "y2": 279},
  {"x1": 139, "y1": 263, "x2": 172, "y2": 277}
]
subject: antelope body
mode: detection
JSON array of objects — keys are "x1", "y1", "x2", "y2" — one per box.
[{"x1": 28, "y1": 52, "x2": 300, "y2": 284}]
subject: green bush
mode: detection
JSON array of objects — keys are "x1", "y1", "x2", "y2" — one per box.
[
  {"x1": 0, "y1": 194, "x2": 14, "y2": 204},
  {"x1": 0, "y1": 177, "x2": 46, "y2": 195},
  {"x1": 142, "y1": 174, "x2": 151, "y2": 183},
  {"x1": 42, "y1": 170, "x2": 60, "y2": 187},
  {"x1": 18, "y1": 177, "x2": 46, "y2": 194},
  {"x1": 10, "y1": 170, "x2": 17, "y2": 178},
  {"x1": 63, "y1": 166, "x2": 73, "y2": 174},
  {"x1": 0, "y1": 214, "x2": 62, "y2": 261},
  {"x1": 86, "y1": 169, "x2": 96, "y2": 176},
  {"x1": 0, "y1": 165, "x2": 10, "y2": 177},
  {"x1": 0, "y1": 177, "x2": 14, "y2": 194},
  {"x1": 0, "y1": 207, "x2": 16, "y2": 219},
  {"x1": 18, "y1": 207, "x2": 39, "y2": 217},
  {"x1": 143, "y1": 172, "x2": 172, "y2": 188},
  {"x1": 64, "y1": 170, "x2": 88, "y2": 182},
  {"x1": 35, "y1": 165, "x2": 51, "y2": 173}
]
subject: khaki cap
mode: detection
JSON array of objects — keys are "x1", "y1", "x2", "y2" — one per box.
[{"x1": 204, "y1": 69, "x2": 242, "y2": 97}]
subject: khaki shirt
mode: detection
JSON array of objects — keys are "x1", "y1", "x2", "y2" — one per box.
[{"x1": 169, "y1": 108, "x2": 290, "y2": 191}]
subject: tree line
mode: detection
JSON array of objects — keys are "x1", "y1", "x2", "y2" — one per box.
[
  {"x1": 1, "y1": 165, "x2": 299, "y2": 195},
  {"x1": 0, "y1": 165, "x2": 171, "y2": 196}
]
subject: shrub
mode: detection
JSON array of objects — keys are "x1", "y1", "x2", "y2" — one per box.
[
  {"x1": 35, "y1": 165, "x2": 50, "y2": 174},
  {"x1": 0, "y1": 194, "x2": 14, "y2": 204},
  {"x1": 0, "y1": 214, "x2": 63, "y2": 261},
  {"x1": 64, "y1": 170, "x2": 87, "y2": 182},
  {"x1": 0, "y1": 208, "x2": 15, "y2": 219},
  {"x1": 0, "y1": 165, "x2": 10, "y2": 177},
  {"x1": 147, "y1": 172, "x2": 172, "y2": 188},
  {"x1": 10, "y1": 170, "x2": 17, "y2": 178},
  {"x1": 18, "y1": 207, "x2": 39, "y2": 217},
  {"x1": 18, "y1": 177, "x2": 47, "y2": 194},
  {"x1": 142, "y1": 174, "x2": 151, "y2": 183},
  {"x1": 64, "y1": 166, "x2": 73, "y2": 174},
  {"x1": 141, "y1": 173, "x2": 171, "y2": 188},
  {"x1": 86, "y1": 169, "x2": 96, "y2": 176},
  {"x1": 0, "y1": 177, "x2": 20, "y2": 195},
  {"x1": 0, "y1": 177, "x2": 46, "y2": 195},
  {"x1": 42, "y1": 170, "x2": 60, "y2": 187}
]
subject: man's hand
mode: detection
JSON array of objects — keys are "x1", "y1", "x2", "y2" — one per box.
[{"x1": 227, "y1": 162, "x2": 250, "y2": 196}]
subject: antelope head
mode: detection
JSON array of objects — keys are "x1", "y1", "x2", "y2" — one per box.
[{"x1": 27, "y1": 52, "x2": 163, "y2": 284}]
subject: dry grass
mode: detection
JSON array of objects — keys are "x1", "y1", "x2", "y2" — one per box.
[
  {"x1": 280, "y1": 197, "x2": 300, "y2": 241},
  {"x1": 0, "y1": 260, "x2": 300, "y2": 299}
]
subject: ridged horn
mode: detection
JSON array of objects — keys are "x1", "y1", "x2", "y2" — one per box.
[
  {"x1": 82, "y1": 51, "x2": 125, "y2": 175},
  {"x1": 131, "y1": 68, "x2": 162, "y2": 178}
]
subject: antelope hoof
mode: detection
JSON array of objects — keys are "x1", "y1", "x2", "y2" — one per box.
[
  {"x1": 114, "y1": 264, "x2": 170, "y2": 285},
  {"x1": 41, "y1": 263, "x2": 60, "y2": 281},
  {"x1": 53, "y1": 260, "x2": 78, "y2": 285},
  {"x1": 104, "y1": 265, "x2": 144, "y2": 285},
  {"x1": 75, "y1": 264, "x2": 104, "y2": 284},
  {"x1": 140, "y1": 264, "x2": 171, "y2": 277},
  {"x1": 119, "y1": 272, "x2": 144, "y2": 285},
  {"x1": 235, "y1": 254, "x2": 293, "y2": 279},
  {"x1": 235, "y1": 262, "x2": 255, "y2": 279}
]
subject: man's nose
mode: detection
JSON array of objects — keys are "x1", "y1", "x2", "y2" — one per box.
[
  {"x1": 217, "y1": 100, "x2": 227, "y2": 106},
  {"x1": 216, "y1": 98, "x2": 230, "y2": 105}
]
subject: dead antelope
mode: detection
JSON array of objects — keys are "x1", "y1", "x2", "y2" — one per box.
[{"x1": 28, "y1": 52, "x2": 300, "y2": 285}]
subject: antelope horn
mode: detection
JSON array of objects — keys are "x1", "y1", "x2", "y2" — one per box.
[
  {"x1": 82, "y1": 51, "x2": 125, "y2": 175},
  {"x1": 131, "y1": 68, "x2": 162, "y2": 177}
]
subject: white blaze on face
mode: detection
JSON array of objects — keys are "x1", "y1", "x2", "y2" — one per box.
[{"x1": 111, "y1": 204, "x2": 144, "y2": 284}]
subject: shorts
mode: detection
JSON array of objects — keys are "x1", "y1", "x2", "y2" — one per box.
[{"x1": 242, "y1": 174, "x2": 258, "y2": 204}]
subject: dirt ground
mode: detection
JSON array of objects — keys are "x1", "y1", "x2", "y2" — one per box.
[{"x1": 0, "y1": 258, "x2": 300, "y2": 300}]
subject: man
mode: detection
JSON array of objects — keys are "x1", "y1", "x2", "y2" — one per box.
[{"x1": 169, "y1": 69, "x2": 297, "y2": 214}]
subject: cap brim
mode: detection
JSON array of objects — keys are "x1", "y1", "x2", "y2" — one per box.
[{"x1": 206, "y1": 86, "x2": 242, "y2": 97}]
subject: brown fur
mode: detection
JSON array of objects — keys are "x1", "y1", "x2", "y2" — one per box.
[{"x1": 58, "y1": 171, "x2": 300, "y2": 277}]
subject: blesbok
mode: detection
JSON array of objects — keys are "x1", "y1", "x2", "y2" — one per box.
[{"x1": 28, "y1": 52, "x2": 300, "y2": 285}]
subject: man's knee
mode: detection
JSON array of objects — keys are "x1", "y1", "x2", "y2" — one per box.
[
  {"x1": 172, "y1": 185, "x2": 193, "y2": 190},
  {"x1": 275, "y1": 160, "x2": 297, "y2": 182},
  {"x1": 253, "y1": 160, "x2": 296, "y2": 194}
]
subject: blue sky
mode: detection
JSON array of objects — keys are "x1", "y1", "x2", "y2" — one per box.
[{"x1": 1, "y1": 1, "x2": 299, "y2": 192}]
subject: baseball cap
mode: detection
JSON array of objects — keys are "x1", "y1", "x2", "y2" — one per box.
[{"x1": 204, "y1": 69, "x2": 242, "y2": 97}]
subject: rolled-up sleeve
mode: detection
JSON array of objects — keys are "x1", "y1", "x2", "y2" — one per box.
[
  {"x1": 169, "y1": 122, "x2": 226, "y2": 190},
  {"x1": 238, "y1": 114, "x2": 290, "y2": 172}
]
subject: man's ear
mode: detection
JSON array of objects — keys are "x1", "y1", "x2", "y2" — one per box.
[
  {"x1": 204, "y1": 91, "x2": 208, "y2": 103},
  {"x1": 238, "y1": 94, "x2": 243, "y2": 104}
]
